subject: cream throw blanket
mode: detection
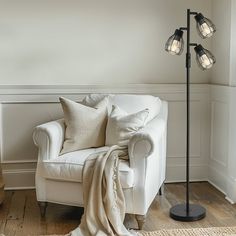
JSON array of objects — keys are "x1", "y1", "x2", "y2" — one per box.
[{"x1": 70, "y1": 145, "x2": 137, "y2": 236}]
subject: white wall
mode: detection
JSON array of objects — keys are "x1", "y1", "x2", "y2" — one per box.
[
  {"x1": 211, "y1": 0, "x2": 236, "y2": 86},
  {"x1": 211, "y1": 0, "x2": 231, "y2": 85},
  {"x1": 209, "y1": 0, "x2": 236, "y2": 203},
  {"x1": 0, "y1": 0, "x2": 212, "y2": 85},
  {"x1": 209, "y1": 85, "x2": 230, "y2": 194},
  {"x1": 209, "y1": 85, "x2": 236, "y2": 203},
  {"x1": 227, "y1": 87, "x2": 236, "y2": 202},
  {"x1": 229, "y1": 0, "x2": 236, "y2": 86}
]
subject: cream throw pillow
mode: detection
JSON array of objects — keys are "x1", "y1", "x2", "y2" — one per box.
[
  {"x1": 105, "y1": 105, "x2": 149, "y2": 146},
  {"x1": 59, "y1": 97, "x2": 108, "y2": 154}
]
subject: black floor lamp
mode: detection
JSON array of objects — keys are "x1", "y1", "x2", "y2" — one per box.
[{"x1": 165, "y1": 9, "x2": 216, "y2": 221}]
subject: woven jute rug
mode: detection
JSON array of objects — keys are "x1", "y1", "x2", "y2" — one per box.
[
  {"x1": 140, "y1": 226, "x2": 236, "y2": 236},
  {"x1": 43, "y1": 226, "x2": 236, "y2": 236}
]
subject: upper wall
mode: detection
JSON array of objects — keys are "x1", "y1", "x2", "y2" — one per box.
[
  {"x1": 211, "y1": 0, "x2": 236, "y2": 86},
  {"x1": 211, "y1": 0, "x2": 231, "y2": 85},
  {"x1": 230, "y1": 0, "x2": 236, "y2": 86},
  {"x1": 0, "y1": 0, "x2": 212, "y2": 85}
]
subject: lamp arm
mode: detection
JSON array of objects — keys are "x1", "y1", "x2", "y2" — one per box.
[
  {"x1": 179, "y1": 12, "x2": 197, "y2": 31},
  {"x1": 179, "y1": 27, "x2": 187, "y2": 31}
]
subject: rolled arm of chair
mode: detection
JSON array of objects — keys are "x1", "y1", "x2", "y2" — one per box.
[
  {"x1": 128, "y1": 116, "x2": 166, "y2": 161},
  {"x1": 128, "y1": 114, "x2": 167, "y2": 214},
  {"x1": 33, "y1": 119, "x2": 65, "y2": 161}
]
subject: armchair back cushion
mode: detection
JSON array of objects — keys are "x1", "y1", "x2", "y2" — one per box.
[{"x1": 83, "y1": 94, "x2": 162, "y2": 123}]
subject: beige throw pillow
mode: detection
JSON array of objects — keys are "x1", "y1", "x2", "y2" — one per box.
[
  {"x1": 59, "y1": 97, "x2": 108, "y2": 154},
  {"x1": 105, "y1": 105, "x2": 149, "y2": 146}
]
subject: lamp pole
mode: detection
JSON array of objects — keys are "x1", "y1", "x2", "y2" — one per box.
[{"x1": 186, "y1": 8, "x2": 191, "y2": 214}]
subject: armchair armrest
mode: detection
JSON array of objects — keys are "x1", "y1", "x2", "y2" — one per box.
[
  {"x1": 128, "y1": 116, "x2": 166, "y2": 161},
  {"x1": 128, "y1": 101, "x2": 168, "y2": 214},
  {"x1": 33, "y1": 119, "x2": 65, "y2": 161},
  {"x1": 128, "y1": 115, "x2": 167, "y2": 214}
]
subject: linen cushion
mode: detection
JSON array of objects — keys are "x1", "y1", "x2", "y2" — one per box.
[
  {"x1": 83, "y1": 94, "x2": 162, "y2": 123},
  {"x1": 106, "y1": 105, "x2": 149, "y2": 146},
  {"x1": 42, "y1": 146, "x2": 134, "y2": 189},
  {"x1": 59, "y1": 97, "x2": 108, "y2": 154}
]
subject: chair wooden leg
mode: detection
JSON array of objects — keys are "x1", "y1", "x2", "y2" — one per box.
[
  {"x1": 135, "y1": 214, "x2": 146, "y2": 230},
  {"x1": 38, "y1": 201, "x2": 47, "y2": 218},
  {"x1": 159, "y1": 184, "x2": 164, "y2": 195}
]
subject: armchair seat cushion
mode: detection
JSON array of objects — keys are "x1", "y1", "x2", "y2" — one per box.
[{"x1": 42, "y1": 146, "x2": 134, "y2": 189}]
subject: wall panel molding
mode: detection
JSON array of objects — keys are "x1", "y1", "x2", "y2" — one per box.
[
  {"x1": 0, "y1": 84, "x2": 209, "y2": 94},
  {"x1": 0, "y1": 84, "x2": 210, "y2": 188},
  {"x1": 209, "y1": 86, "x2": 229, "y2": 195},
  {"x1": 210, "y1": 100, "x2": 229, "y2": 167},
  {"x1": 209, "y1": 85, "x2": 236, "y2": 203}
]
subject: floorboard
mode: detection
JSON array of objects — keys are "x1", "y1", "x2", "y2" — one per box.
[{"x1": 0, "y1": 182, "x2": 235, "y2": 235}]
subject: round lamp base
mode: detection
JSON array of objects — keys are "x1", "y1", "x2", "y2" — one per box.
[{"x1": 170, "y1": 204, "x2": 206, "y2": 222}]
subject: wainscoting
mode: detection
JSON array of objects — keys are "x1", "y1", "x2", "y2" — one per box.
[
  {"x1": 0, "y1": 84, "x2": 210, "y2": 190},
  {"x1": 209, "y1": 85, "x2": 236, "y2": 203}
]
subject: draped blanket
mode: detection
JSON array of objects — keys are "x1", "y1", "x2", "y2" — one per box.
[{"x1": 70, "y1": 145, "x2": 137, "y2": 236}]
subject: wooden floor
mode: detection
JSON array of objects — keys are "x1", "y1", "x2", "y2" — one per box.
[{"x1": 0, "y1": 182, "x2": 236, "y2": 236}]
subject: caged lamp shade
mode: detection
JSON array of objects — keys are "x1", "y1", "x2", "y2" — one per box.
[
  {"x1": 165, "y1": 29, "x2": 184, "y2": 55},
  {"x1": 194, "y1": 44, "x2": 216, "y2": 70},
  {"x1": 195, "y1": 13, "x2": 216, "y2": 39}
]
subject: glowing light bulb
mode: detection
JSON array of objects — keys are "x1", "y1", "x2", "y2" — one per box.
[
  {"x1": 199, "y1": 54, "x2": 213, "y2": 69},
  {"x1": 201, "y1": 23, "x2": 211, "y2": 35},
  {"x1": 168, "y1": 40, "x2": 181, "y2": 55},
  {"x1": 194, "y1": 44, "x2": 215, "y2": 70},
  {"x1": 165, "y1": 29, "x2": 184, "y2": 55},
  {"x1": 200, "y1": 23, "x2": 214, "y2": 37},
  {"x1": 195, "y1": 13, "x2": 216, "y2": 38}
]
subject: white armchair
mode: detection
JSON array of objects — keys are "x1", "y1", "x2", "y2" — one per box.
[{"x1": 33, "y1": 94, "x2": 168, "y2": 229}]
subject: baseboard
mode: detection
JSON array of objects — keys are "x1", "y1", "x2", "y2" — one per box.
[
  {"x1": 225, "y1": 176, "x2": 236, "y2": 204},
  {"x1": 4, "y1": 186, "x2": 36, "y2": 190},
  {"x1": 208, "y1": 165, "x2": 228, "y2": 194},
  {"x1": 208, "y1": 166, "x2": 236, "y2": 204},
  {"x1": 2, "y1": 169, "x2": 35, "y2": 190},
  {"x1": 207, "y1": 179, "x2": 226, "y2": 195}
]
